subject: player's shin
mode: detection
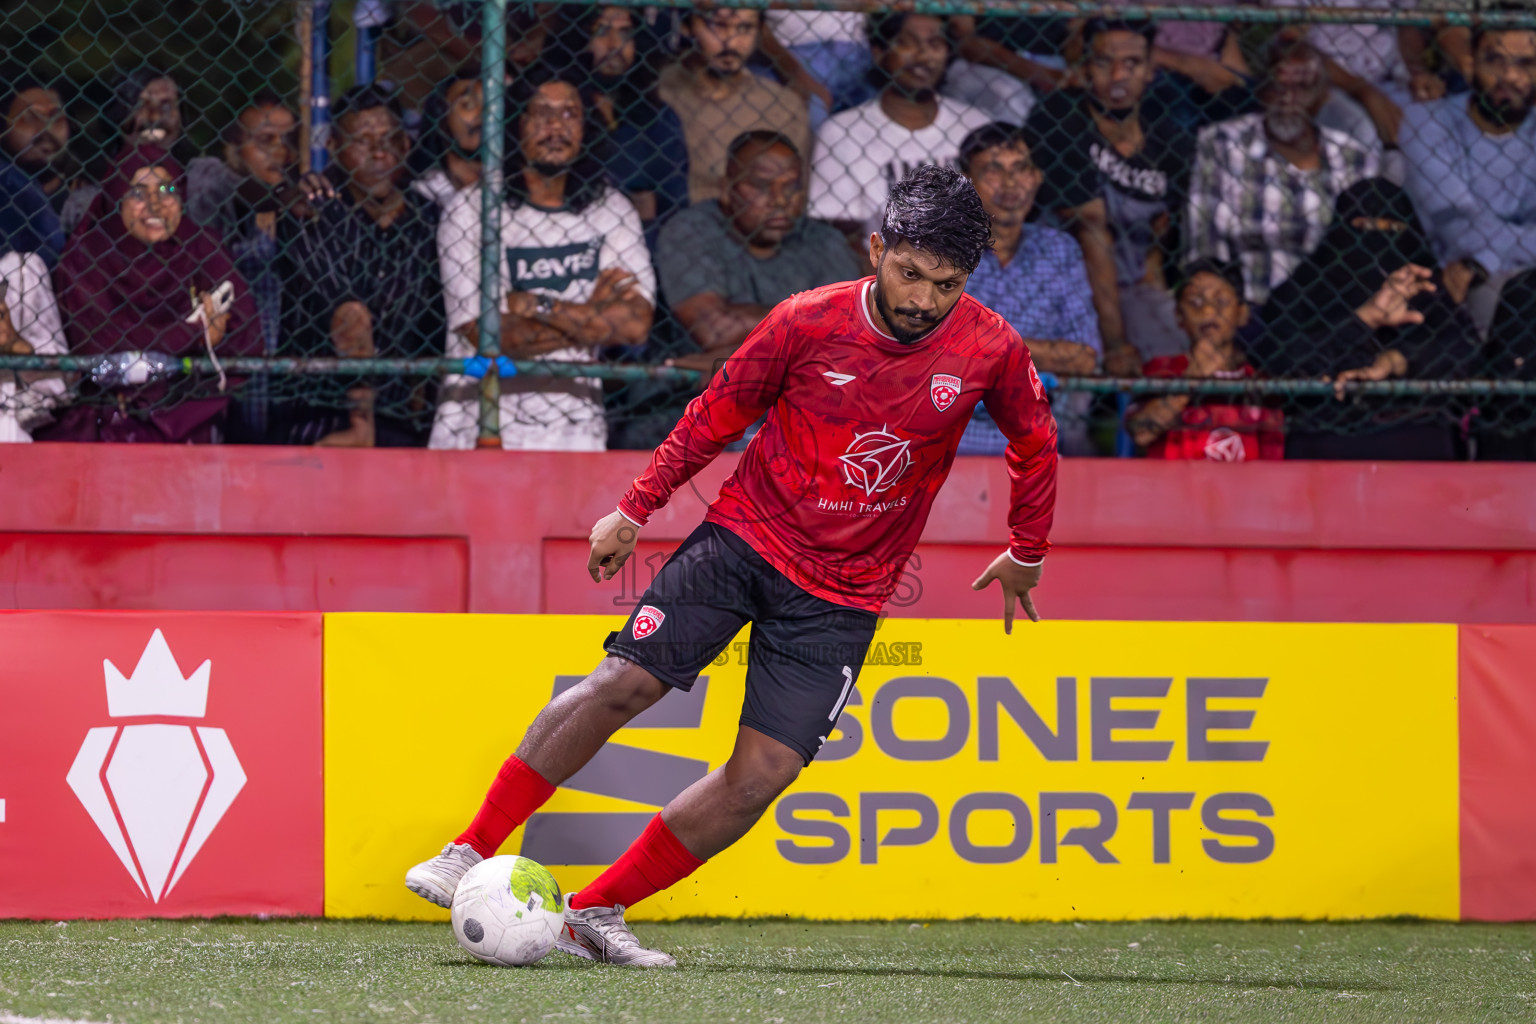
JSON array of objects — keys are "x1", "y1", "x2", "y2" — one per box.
[
  {"x1": 568, "y1": 813, "x2": 705, "y2": 912},
  {"x1": 456, "y1": 755, "x2": 557, "y2": 858}
]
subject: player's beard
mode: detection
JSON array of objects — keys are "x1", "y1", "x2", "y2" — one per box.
[{"x1": 873, "y1": 274, "x2": 944, "y2": 344}]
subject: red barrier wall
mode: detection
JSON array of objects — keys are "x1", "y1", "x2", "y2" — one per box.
[
  {"x1": 1458, "y1": 624, "x2": 1536, "y2": 921},
  {"x1": 6, "y1": 443, "x2": 1536, "y2": 621}
]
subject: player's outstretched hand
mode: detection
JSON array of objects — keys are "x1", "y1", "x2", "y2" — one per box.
[
  {"x1": 588, "y1": 509, "x2": 640, "y2": 583},
  {"x1": 971, "y1": 552, "x2": 1043, "y2": 634}
]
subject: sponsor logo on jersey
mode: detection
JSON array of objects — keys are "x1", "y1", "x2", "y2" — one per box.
[
  {"x1": 1204, "y1": 427, "x2": 1247, "y2": 462},
  {"x1": 823, "y1": 371, "x2": 856, "y2": 386},
  {"x1": 1028, "y1": 362, "x2": 1044, "y2": 401},
  {"x1": 67, "y1": 630, "x2": 247, "y2": 903},
  {"x1": 930, "y1": 373, "x2": 961, "y2": 412},
  {"x1": 632, "y1": 605, "x2": 666, "y2": 639},
  {"x1": 838, "y1": 426, "x2": 913, "y2": 496}
]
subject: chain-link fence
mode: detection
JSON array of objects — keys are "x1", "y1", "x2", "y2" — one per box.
[{"x1": 2, "y1": 0, "x2": 1535, "y2": 458}]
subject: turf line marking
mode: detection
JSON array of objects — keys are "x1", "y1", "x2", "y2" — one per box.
[{"x1": 0, "y1": 1012, "x2": 113, "y2": 1024}]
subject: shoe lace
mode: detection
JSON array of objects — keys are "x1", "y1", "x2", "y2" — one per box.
[{"x1": 588, "y1": 905, "x2": 642, "y2": 951}]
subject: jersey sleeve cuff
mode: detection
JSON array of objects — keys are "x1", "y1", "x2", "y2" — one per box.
[
  {"x1": 1007, "y1": 550, "x2": 1044, "y2": 567},
  {"x1": 616, "y1": 501, "x2": 648, "y2": 528}
]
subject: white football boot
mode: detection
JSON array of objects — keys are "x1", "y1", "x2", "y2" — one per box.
[
  {"x1": 556, "y1": 895, "x2": 677, "y2": 967},
  {"x1": 404, "y1": 842, "x2": 483, "y2": 908}
]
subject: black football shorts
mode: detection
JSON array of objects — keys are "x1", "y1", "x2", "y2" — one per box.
[{"x1": 604, "y1": 522, "x2": 878, "y2": 766}]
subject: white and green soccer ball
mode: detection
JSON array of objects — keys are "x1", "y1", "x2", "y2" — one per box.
[{"x1": 450, "y1": 855, "x2": 565, "y2": 966}]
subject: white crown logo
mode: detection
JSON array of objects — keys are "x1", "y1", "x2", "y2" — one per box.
[
  {"x1": 105, "y1": 629, "x2": 211, "y2": 718},
  {"x1": 67, "y1": 630, "x2": 246, "y2": 902}
]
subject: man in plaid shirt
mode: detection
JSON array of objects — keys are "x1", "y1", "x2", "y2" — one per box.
[{"x1": 1187, "y1": 37, "x2": 1379, "y2": 304}]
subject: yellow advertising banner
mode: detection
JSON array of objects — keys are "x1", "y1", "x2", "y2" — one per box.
[{"x1": 324, "y1": 615, "x2": 1459, "y2": 921}]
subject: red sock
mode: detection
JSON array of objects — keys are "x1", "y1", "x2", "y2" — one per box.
[
  {"x1": 569, "y1": 815, "x2": 704, "y2": 911},
  {"x1": 455, "y1": 756, "x2": 556, "y2": 858}
]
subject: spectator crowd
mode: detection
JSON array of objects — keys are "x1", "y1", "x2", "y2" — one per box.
[{"x1": 2, "y1": 2, "x2": 1534, "y2": 459}]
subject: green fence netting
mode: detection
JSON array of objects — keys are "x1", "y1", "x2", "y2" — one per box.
[{"x1": 2, "y1": 0, "x2": 1535, "y2": 458}]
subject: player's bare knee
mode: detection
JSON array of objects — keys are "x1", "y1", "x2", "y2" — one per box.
[
  {"x1": 583, "y1": 655, "x2": 666, "y2": 715},
  {"x1": 721, "y1": 749, "x2": 801, "y2": 816},
  {"x1": 722, "y1": 766, "x2": 798, "y2": 818}
]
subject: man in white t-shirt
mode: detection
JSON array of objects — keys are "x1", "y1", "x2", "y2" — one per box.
[
  {"x1": 434, "y1": 68, "x2": 655, "y2": 452},
  {"x1": 0, "y1": 251, "x2": 66, "y2": 442},
  {"x1": 809, "y1": 13, "x2": 993, "y2": 241}
]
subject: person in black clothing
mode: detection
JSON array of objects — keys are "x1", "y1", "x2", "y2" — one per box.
[
  {"x1": 1249, "y1": 177, "x2": 1479, "y2": 460},
  {"x1": 0, "y1": 71, "x2": 75, "y2": 220},
  {"x1": 1475, "y1": 269, "x2": 1536, "y2": 459},
  {"x1": 187, "y1": 96, "x2": 300, "y2": 441},
  {"x1": 564, "y1": 4, "x2": 690, "y2": 249},
  {"x1": 275, "y1": 84, "x2": 444, "y2": 448},
  {"x1": 1025, "y1": 18, "x2": 1256, "y2": 376}
]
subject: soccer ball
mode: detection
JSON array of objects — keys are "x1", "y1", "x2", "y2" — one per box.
[{"x1": 450, "y1": 855, "x2": 565, "y2": 966}]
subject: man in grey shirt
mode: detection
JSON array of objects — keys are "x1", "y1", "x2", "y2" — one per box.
[{"x1": 658, "y1": 130, "x2": 864, "y2": 374}]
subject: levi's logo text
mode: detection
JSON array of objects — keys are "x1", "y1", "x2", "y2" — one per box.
[
  {"x1": 821, "y1": 426, "x2": 913, "y2": 515},
  {"x1": 508, "y1": 238, "x2": 604, "y2": 294}
]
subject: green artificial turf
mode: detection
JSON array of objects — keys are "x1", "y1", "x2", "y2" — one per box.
[{"x1": 0, "y1": 918, "x2": 1531, "y2": 1023}]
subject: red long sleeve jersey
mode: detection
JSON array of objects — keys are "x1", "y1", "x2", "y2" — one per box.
[{"x1": 619, "y1": 278, "x2": 1059, "y2": 612}]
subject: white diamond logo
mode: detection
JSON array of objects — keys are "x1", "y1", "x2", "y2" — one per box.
[{"x1": 65, "y1": 630, "x2": 247, "y2": 902}]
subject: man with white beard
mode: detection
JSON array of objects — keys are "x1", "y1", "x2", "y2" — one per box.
[{"x1": 1186, "y1": 37, "x2": 1379, "y2": 305}]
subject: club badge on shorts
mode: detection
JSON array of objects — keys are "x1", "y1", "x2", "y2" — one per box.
[
  {"x1": 930, "y1": 373, "x2": 961, "y2": 412},
  {"x1": 632, "y1": 605, "x2": 666, "y2": 639}
]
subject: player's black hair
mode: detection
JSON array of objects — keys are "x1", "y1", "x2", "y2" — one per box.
[
  {"x1": 333, "y1": 82, "x2": 404, "y2": 128},
  {"x1": 1177, "y1": 258, "x2": 1246, "y2": 303},
  {"x1": 1081, "y1": 17, "x2": 1157, "y2": 52},
  {"x1": 879, "y1": 164, "x2": 992, "y2": 273},
  {"x1": 866, "y1": 11, "x2": 953, "y2": 50},
  {"x1": 726, "y1": 129, "x2": 801, "y2": 166},
  {"x1": 1473, "y1": 2, "x2": 1536, "y2": 52},
  {"x1": 958, "y1": 121, "x2": 1041, "y2": 174}
]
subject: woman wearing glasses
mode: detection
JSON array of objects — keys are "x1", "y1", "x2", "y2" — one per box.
[{"x1": 40, "y1": 144, "x2": 260, "y2": 443}]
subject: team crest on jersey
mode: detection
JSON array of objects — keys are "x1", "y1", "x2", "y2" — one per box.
[
  {"x1": 1027, "y1": 362, "x2": 1044, "y2": 401},
  {"x1": 632, "y1": 605, "x2": 666, "y2": 639},
  {"x1": 930, "y1": 373, "x2": 962, "y2": 412}
]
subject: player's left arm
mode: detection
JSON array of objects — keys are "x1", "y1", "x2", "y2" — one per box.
[{"x1": 970, "y1": 331, "x2": 1060, "y2": 633}]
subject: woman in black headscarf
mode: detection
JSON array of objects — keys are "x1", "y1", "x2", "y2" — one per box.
[{"x1": 1248, "y1": 177, "x2": 1480, "y2": 459}]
